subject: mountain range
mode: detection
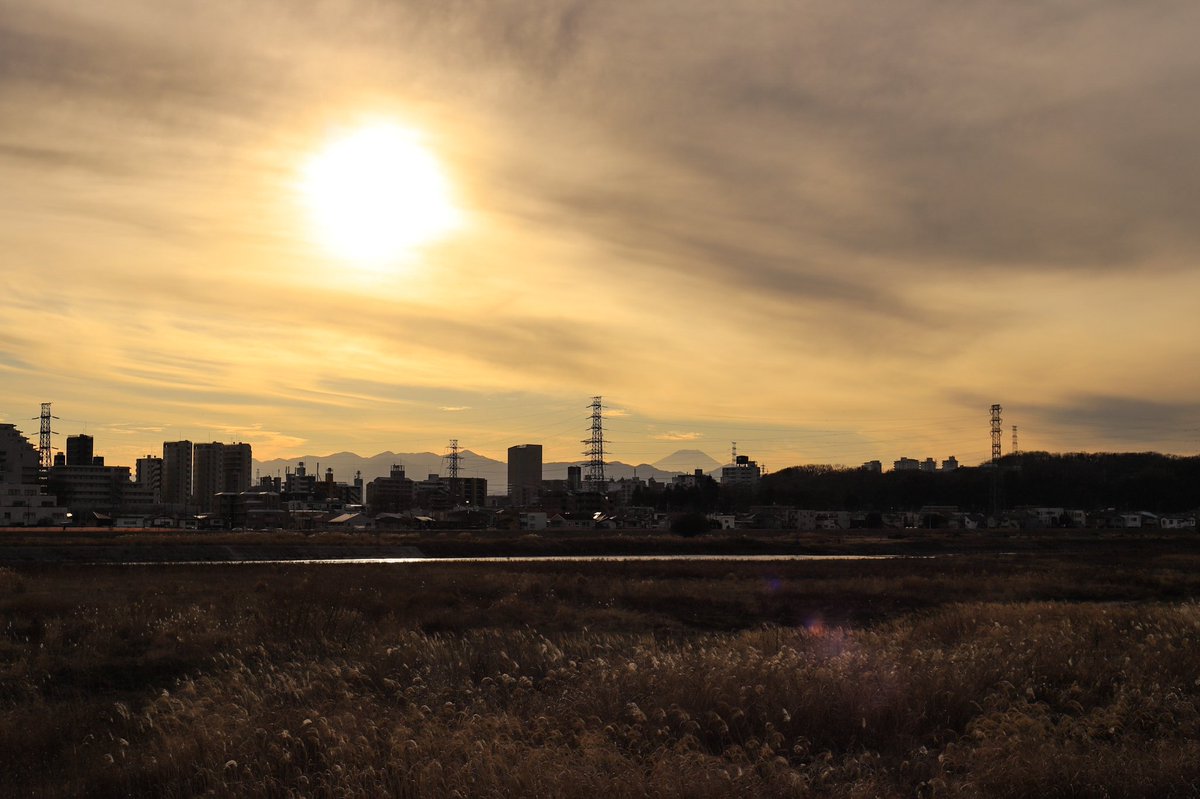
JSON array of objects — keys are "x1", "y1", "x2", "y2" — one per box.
[{"x1": 252, "y1": 449, "x2": 724, "y2": 494}]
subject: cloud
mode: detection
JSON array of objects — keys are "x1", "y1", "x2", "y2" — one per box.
[
  {"x1": 210, "y1": 423, "x2": 307, "y2": 458},
  {"x1": 3, "y1": 0, "x2": 1200, "y2": 466},
  {"x1": 1022, "y1": 395, "x2": 1200, "y2": 451},
  {"x1": 653, "y1": 431, "x2": 702, "y2": 442},
  {"x1": 100, "y1": 424, "x2": 166, "y2": 435}
]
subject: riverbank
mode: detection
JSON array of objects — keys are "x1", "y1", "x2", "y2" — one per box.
[
  {"x1": 2, "y1": 527, "x2": 1196, "y2": 563},
  {"x1": 3, "y1": 550, "x2": 1200, "y2": 796}
]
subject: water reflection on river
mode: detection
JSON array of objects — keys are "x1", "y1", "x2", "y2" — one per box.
[{"x1": 121, "y1": 554, "x2": 917, "y2": 566}]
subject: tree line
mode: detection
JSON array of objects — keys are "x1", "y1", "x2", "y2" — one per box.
[{"x1": 639, "y1": 452, "x2": 1200, "y2": 514}]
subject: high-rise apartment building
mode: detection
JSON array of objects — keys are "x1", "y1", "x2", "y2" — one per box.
[
  {"x1": 192, "y1": 442, "x2": 252, "y2": 512},
  {"x1": 0, "y1": 424, "x2": 40, "y2": 485},
  {"x1": 223, "y1": 443, "x2": 252, "y2": 493},
  {"x1": 162, "y1": 440, "x2": 193, "y2": 506},
  {"x1": 507, "y1": 444, "x2": 542, "y2": 506},
  {"x1": 66, "y1": 434, "x2": 94, "y2": 466},
  {"x1": 365, "y1": 465, "x2": 414, "y2": 513},
  {"x1": 192, "y1": 443, "x2": 221, "y2": 510},
  {"x1": 0, "y1": 424, "x2": 68, "y2": 526},
  {"x1": 136, "y1": 455, "x2": 163, "y2": 502}
]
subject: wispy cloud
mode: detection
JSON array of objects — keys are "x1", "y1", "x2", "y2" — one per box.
[
  {"x1": 653, "y1": 431, "x2": 702, "y2": 442},
  {"x1": 3, "y1": 0, "x2": 1200, "y2": 466},
  {"x1": 100, "y1": 423, "x2": 166, "y2": 435}
]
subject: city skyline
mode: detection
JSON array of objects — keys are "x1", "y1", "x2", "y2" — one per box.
[
  {"x1": 4, "y1": 2, "x2": 1200, "y2": 471},
  {"x1": 0, "y1": 396, "x2": 1193, "y2": 481}
]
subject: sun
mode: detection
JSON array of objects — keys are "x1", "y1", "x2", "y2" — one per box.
[{"x1": 300, "y1": 122, "x2": 462, "y2": 266}]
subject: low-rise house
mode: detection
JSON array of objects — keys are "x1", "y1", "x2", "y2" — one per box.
[
  {"x1": 1123, "y1": 513, "x2": 1148, "y2": 528},
  {"x1": 791, "y1": 509, "x2": 818, "y2": 530},
  {"x1": 328, "y1": 512, "x2": 373, "y2": 531},
  {"x1": 1088, "y1": 511, "x2": 1152, "y2": 529},
  {"x1": 707, "y1": 514, "x2": 736, "y2": 530},
  {"x1": 443, "y1": 508, "x2": 492, "y2": 529},
  {"x1": 749, "y1": 505, "x2": 794, "y2": 530},
  {"x1": 882, "y1": 511, "x2": 920, "y2": 529},
  {"x1": 549, "y1": 512, "x2": 595, "y2": 530},
  {"x1": 815, "y1": 511, "x2": 851, "y2": 531},
  {"x1": 519, "y1": 512, "x2": 547, "y2": 531},
  {"x1": 733, "y1": 513, "x2": 761, "y2": 530},
  {"x1": 612, "y1": 506, "x2": 659, "y2": 530},
  {"x1": 374, "y1": 512, "x2": 415, "y2": 531}
]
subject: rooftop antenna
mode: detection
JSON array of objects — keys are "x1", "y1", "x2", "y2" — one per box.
[{"x1": 582, "y1": 396, "x2": 606, "y2": 484}]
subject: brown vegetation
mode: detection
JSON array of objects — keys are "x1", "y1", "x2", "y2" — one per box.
[
  {"x1": 3, "y1": 527, "x2": 1194, "y2": 560},
  {"x1": 3, "y1": 551, "x2": 1200, "y2": 796}
]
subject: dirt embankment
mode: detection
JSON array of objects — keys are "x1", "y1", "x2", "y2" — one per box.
[
  {"x1": 0, "y1": 543, "x2": 424, "y2": 563},
  {"x1": 0, "y1": 528, "x2": 1196, "y2": 562}
]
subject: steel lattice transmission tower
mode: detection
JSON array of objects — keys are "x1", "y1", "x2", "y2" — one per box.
[
  {"x1": 1012, "y1": 425, "x2": 1019, "y2": 456},
  {"x1": 990, "y1": 404, "x2": 1003, "y2": 463},
  {"x1": 989, "y1": 403, "x2": 1003, "y2": 517},
  {"x1": 445, "y1": 439, "x2": 461, "y2": 479},
  {"x1": 34, "y1": 402, "x2": 58, "y2": 469},
  {"x1": 582, "y1": 396, "x2": 606, "y2": 485}
]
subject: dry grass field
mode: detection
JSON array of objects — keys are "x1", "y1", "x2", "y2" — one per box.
[{"x1": 3, "y1": 546, "x2": 1200, "y2": 797}]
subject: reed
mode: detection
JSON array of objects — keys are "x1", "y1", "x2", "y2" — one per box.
[{"x1": 2, "y1": 553, "x2": 1199, "y2": 796}]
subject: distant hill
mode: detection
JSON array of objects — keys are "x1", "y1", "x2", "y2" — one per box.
[
  {"x1": 654, "y1": 449, "x2": 721, "y2": 473},
  {"x1": 254, "y1": 451, "x2": 500, "y2": 487},
  {"x1": 544, "y1": 461, "x2": 684, "y2": 483},
  {"x1": 254, "y1": 452, "x2": 686, "y2": 494}
]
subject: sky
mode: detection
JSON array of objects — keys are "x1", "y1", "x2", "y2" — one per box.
[{"x1": 3, "y1": 0, "x2": 1200, "y2": 472}]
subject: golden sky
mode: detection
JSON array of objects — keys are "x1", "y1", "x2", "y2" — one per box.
[{"x1": 2, "y1": 1, "x2": 1200, "y2": 470}]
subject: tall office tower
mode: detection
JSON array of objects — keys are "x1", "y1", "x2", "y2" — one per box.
[
  {"x1": 136, "y1": 455, "x2": 163, "y2": 502},
  {"x1": 65, "y1": 434, "x2": 94, "y2": 466},
  {"x1": 507, "y1": 444, "x2": 542, "y2": 506},
  {"x1": 192, "y1": 442, "x2": 253, "y2": 512},
  {"x1": 162, "y1": 440, "x2": 193, "y2": 506}
]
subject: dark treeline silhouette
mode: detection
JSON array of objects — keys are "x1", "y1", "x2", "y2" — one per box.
[
  {"x1": 757, "y1": 452, "x2": 1200, "y2": 513},
  {"x1": 637, "y1": 478, "x2": 723, "y2": 514}
]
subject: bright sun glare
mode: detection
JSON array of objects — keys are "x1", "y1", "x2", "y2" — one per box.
[{"x1": 300, "y1": 123, "x2": 461, "y2": 266}]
